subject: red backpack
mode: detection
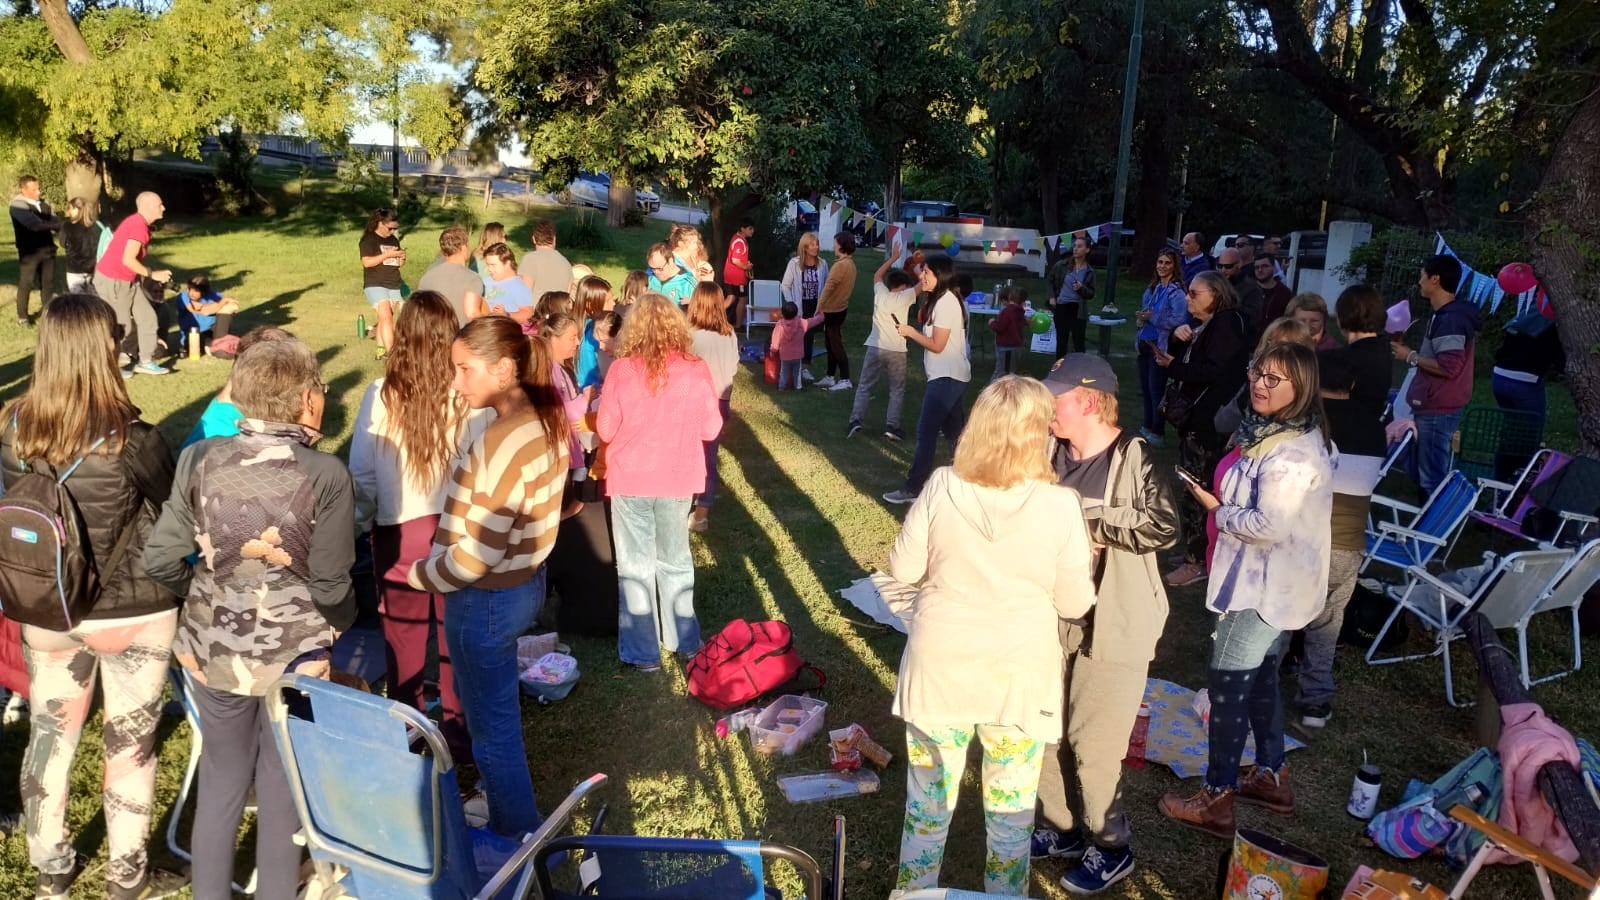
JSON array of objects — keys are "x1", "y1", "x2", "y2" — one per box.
[{"x1": 686, "y1": 619, "x2": 824, "y2": 709}]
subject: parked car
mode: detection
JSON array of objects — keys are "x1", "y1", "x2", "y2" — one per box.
[
  {"x1": 562, "y1": 172, "x2": 661, "y2": 213},
  {"x1": 1210, "y1": 233, "x2": 1266, "y2": 258},
  {"x1": 1086, "y1": 228, "x2": 1138, "y2": 268},
  {"x1": 897, "y1": 199, "x2": 960, "y2": 222},
  {"x1": 793, "y1": 199, "x2": 819, "y2": 232}
]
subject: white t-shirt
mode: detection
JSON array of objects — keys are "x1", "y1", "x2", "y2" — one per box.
[
  {"x1": 866, "y1": 283, "x2": 917, "y2": 352},
  {"x1": 923, "y1": 291, "x2": 971, "y2": 382}
]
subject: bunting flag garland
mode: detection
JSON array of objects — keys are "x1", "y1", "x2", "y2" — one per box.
[
  {"x1": 863, "y1": 216, "x2": 876, "y2": 232},
  {"x1": 1086, "y1": 225, "x2": 1102, "y2": 243},
  {"x1": 841, "y1": 207, "x2": 854, "y2": 224},
  {"x1": 829, "y1": 200, "x2": 842, "y2": 215},
  {"x1": 981, "y1": 240, "x2": 993, "y2": 253},
  {"x1": 1045, "y1": 234, "x2": 1060, "y2": 251},
  {"x1": 1433, "y1": 233, "x2": 1541, "y2": 315},
  {"x1": 913, "y1": 231, "x2": 924, "y2": 245}
]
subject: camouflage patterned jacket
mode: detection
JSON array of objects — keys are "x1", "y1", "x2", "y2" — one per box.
[{"x1": 144, "y1": 418, "x2": 357, "y2": 696}]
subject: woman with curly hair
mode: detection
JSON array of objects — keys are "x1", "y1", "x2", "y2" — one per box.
[
  {"x1": 350, "y1": 290, "x2": 489, "y2": 762},
  {"x1": 596, "y1": 293, "x2": 723, "y2": 671}
]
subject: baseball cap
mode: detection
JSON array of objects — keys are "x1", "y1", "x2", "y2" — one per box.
[{"x1": 1042, "y1": 353, "x2": 1119, "y2": 396}]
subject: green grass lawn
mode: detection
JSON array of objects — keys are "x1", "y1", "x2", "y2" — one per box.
[{"x1": 0, "y1": 187, "x2": 1593, "y2": 898}]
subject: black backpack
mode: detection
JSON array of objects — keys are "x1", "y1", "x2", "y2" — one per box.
[{"x1": 0, "y1": 434, "x2": 131, "y2": 631}]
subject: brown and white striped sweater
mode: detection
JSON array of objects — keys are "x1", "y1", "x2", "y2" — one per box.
[{"x1": 409, "y1": 410, "x2": 566, "y2": 592}]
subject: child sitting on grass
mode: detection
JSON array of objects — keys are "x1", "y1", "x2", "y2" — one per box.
[
  {"x1": 770, "y1": 300, "x2": 826, "y2": 391},
  {"x1": 990, "y1": 285, "x2": 1027, "y2": 380},
  {"x1": 848, "y1": 242, "x2": 919, "y2": 441},
  {"x1": 177, "y1": 275, "x2": 240, "y2": 356}
]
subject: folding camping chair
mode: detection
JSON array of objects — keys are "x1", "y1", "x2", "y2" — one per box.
[
  {"x1": 265, "y1": 674, "x2": 605, "y2": 900},
  {"x1": 164, "y1": 666, "x2": 258, "y2": 895},
  {"x1": 1445, "y1": 805, "x2": 1598, "y2": 900},
  {"x1": 531, "y1": 804, "x2": 843, "y2": 899},
  {"x1": 1365, "y1": 548, "x2": 1575, "y2": 706},
  {"x1": 1475, "y1": 539, "x2": 1600, "y2": 690},
  {"x1": 1362, "y1": 470, "x2": 1481, "y2": 578},
  {"x1": 1368, "y1": 430, "x2": 1416, "y2": 532},
  {"x1": 1467, "y1": 449, "x2": 1596, "y2": 549}
]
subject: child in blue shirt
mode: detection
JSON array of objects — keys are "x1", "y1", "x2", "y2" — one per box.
[{"x1": 177, "y1": 275, "x2": 240, "y2": 355}]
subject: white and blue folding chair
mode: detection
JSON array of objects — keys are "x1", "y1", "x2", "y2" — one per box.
[
  {"x1": 1477, "y1": 538, "x2": 1600, "y2": 690},
  {"x1": 1361, "y1": 469, "x2": 1480, "y2": 578},
  {"x1": 1365, "y1": 548, "x2": 1575, "y2": 706}
]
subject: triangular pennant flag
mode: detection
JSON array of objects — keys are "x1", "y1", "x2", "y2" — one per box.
[
  {"x1": 840, "y1": 207, "x2": 854, "y2": 224},
  {"x1": 1046, "y1": 234, "x2": 1059, "y2": 251},
  {"x1": 829, "y1": 200, "x2": 841, "y2": 215},
  {"x1": 1008, "y1": 239, "x2": 1021, "y2": 253},
  {"x1": 885, "y1": 224, "x2": 898, "y2": 246},
  {"x1": 1088, "y1": 225, "x2": 1102, "y2": 242},
  {"x1": 864, "y1": 216, "x2": 876, "y2": 232},
  {"x1": 981, "y1": 240, "x2": 992, "y2": 253},
  {"x1": 913, "y1": 231, "x2": 924, "y2": 245},
  {"x1": 1033, "y1": 237, "x2": 1044, "y2": 251}
]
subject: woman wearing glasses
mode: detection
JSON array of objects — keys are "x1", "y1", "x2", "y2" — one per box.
[
  {"x1": 1151, "y1": 271, "x2": 1250, "y2": 587},
  {"x1": 1157, "y1": 342, "x2": 1332, "y2": 838},
  {"x1": 779, "y1": 232, "x2": 830, "y2": 383}
]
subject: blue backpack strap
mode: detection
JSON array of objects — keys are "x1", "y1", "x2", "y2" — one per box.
[{"x1": 56, "y1": 432, "x2": 113, "y2": 484}]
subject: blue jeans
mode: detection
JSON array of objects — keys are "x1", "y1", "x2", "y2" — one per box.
[
  {"x1": 1136, "y1": 343, "x2": 1169, "y2": 435},
  {"x1": 695, "y1": 398, "x2": 733, "y2": 508},
  {"x1": 444, "y1": 572, "x2": 544, "y2": 836},
  {"x1": 905, "y1": 377, "x2": 969, "y2": 494},
  {"x1": 1409, "y1": 410, "x2": 1462, "y2": 497},
  {"x1": 1205, "y1": 609, "x2": 1286, "y2": 790},
  {"x1": 614, "y1": 495, "x2": 700, "y2": 665},
  {"x1": 778, "y1": 360, "x2": 802, "y2": 390}
]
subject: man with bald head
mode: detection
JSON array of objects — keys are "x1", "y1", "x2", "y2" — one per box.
[
  {"x1": 1179, "y1": 232, "x2": 1211, "y2": 286},
  {"x1": 1217, "y1": 247, "x2": 1263, "y2": 337},
  {"x1": 96, "y1": 192, "x2": 174, "y2": 375}
]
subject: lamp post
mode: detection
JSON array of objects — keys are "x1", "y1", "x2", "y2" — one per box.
[{"x1": 1102, "y1": 0, "x2": 1146, "y2": 312}]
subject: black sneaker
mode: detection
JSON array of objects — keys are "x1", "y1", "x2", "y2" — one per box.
[
  {"x1": 34, "y1": 866, "x2": 78, "y2": 900},
  {"x1": 884, "y1": 426, "x2": 906, "y2": 443},
  {"x1": 1299, "y1": 703, "x2": 1332, "y2": 729},
  {"x1": 848, "y1": 419, "x2": 863, "y2": 438},
  {"x1": 107, "y1": 866, "x2": 190, "y2": 900},
  {"x1": 1029, "y1": 826, "x2": 1087, "y2": 861}
]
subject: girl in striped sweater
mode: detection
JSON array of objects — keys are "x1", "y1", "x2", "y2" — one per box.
[{"x1": 407, "y1": 316, "x2": 570, "y2": 837}]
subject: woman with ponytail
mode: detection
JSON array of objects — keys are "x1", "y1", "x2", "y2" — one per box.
[
  {"x1": 406, "y1": 315, "x2": 569, "y2": 837},
  {"x1": 350, "y1": 291, "x2": 489, "y2": 763}
]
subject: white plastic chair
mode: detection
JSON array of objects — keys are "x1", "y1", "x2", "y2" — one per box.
[
  {"x1": 1365, "y1": 548, "x2": 1575, "y2": 706},
  {"x1": 1477, "y1": 538, "x2": 1600, "y2": 689},
  {"x1": 744, "y1": 279, "x2": 784, "y2": 340}
]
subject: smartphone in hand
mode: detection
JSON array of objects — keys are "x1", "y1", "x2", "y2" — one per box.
[
  {"x1": 890, "y1": 313, "x2": 900, "y2": 326},
  {"x1": 1174, "y1": 465, "x2": 1203, "y2": 488}
]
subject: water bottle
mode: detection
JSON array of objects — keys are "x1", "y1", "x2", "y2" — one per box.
[
  {"x1": 187, "y1": 327, "x2": 200, "y2": 360},
  {"x1": 357, "y1": 315, "x2": 367, "y2": 338},
  {"x1": 1124, "y1": 703, "x2": 1151, "y2": 768}
]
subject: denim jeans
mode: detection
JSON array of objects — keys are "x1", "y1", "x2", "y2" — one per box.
[
  {"x1": 695, "y1": 398, "x2": 733, "y2": 508},
  {"x1": 1409, "y1": 410, "x2": 1462, "y2": 497},
  {"x1": 851, "y1": 347, "x2": 908, "y2": 428},
  {"x1": 991, "y1": 346, "x2": 1020, "y2": 381},
  {"x1": 905, "y1": 377, "x2": 969, "y2": 494},
  {"x1": 614, "y1": 495, "x2": 700, "y2": 665},
  {"x1": 1136, "y1": 343, "x2": 1170, "y2": 435},
  {"x1": 778, "y1": 359, "x2": 802, "y2": 390},
  {"x1": 1205, "y1": 609, "x2": 1286, "y2": 791},
  {"x1": 444, "y1": 571, "x2": 545, "y2": 836}
]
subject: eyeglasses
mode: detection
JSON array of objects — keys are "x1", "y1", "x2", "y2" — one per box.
[
  {"x1": 1186, "y1": 289, "x2": 1210, "y2": 298},
  {"x1": 312, "y1": 380, "x2": 328, "y2": 395},
  {"x1": 1248, "y1": 369, "x2": 1287, "y2": 389}
]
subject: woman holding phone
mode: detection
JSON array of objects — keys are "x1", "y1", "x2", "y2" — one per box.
[{"x1": 1134, "y1": 249, "x2": 1187, "y2": 448}]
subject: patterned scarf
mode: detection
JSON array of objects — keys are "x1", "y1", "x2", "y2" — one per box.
[{"x1": 1233, "y1": 406, "x2": 1320, "y2": 458}]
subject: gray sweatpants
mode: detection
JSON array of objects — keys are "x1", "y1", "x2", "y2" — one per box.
[
  {"x1": 1036, "y1": 622, "x2": 1147, "y2": 849},
  {"x1": 849, "y1": 346, "x2": 907, "y2": 429},
  {"x1": 96, "y1": 273, "x2": 159, "y2": 364},
  {"x1": 1294, "y1": 548, "x2": 1364, "y2": 709}
]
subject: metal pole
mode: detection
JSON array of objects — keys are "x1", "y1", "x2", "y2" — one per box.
[
  {"x1": 391, "y1": 71, "x2": 401, "y2": 200},
  {"x1": 1102, "y1": 0, "x2": 1145, "y2": 313}
]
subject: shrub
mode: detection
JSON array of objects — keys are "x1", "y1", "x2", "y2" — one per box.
[{"x1": 559, "y1": 211, "x2": 613, "y2": 252}]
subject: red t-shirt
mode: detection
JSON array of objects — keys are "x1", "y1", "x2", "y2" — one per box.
[
  {"x1": 97, "y1": 214, "x2": 151, "y2": 282},
  {"x1": 722, "y1": 235, "x2": 750, "y2": 286}
]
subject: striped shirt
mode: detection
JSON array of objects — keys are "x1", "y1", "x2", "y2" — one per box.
[{"x1": 410, "y1": 410, "x2": 566, "y2": 592}]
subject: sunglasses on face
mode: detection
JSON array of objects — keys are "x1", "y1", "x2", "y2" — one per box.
[
  {"x1": 1219, "y1": 263, "x2": 1239, "y2": 271},
  {"x1": 1187, "y1": 289, "x2": 1210, "y2": 299},
  {"x1": 1248, "y1": 369, "x2": 1287, "y2": 389}
]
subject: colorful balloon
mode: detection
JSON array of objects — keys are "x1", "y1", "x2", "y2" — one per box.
[
  {"x1": 1497, "y1": 262, "x2": 1538, "y2": 295},
  {"x1": 945, "y1": 241, "x2": 961, "y2": 257},
  {"x1": 1030, "y1": 311, "x2": 1052, "y2": 334}
]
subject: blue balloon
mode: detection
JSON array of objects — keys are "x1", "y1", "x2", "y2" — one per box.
[{"x1": 945, "y1": 241, "x2": 961, "y2": 257}]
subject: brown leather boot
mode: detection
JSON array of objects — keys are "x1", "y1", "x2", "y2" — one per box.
[
  {"x1": 1238, "y1": 764, "x2": 1295, "y2": 815},
  {"x1": 1157, "y1": 785, "x2": 1236, "y2": 838}
]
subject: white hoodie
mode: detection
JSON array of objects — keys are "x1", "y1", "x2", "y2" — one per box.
[{"x1": 888, "y1": 466, "x2": 1097, "y2": 742}]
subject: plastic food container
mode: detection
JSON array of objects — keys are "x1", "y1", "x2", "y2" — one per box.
[{"x1": 748, "y1": 695, "x2": 827, "y2": 756}]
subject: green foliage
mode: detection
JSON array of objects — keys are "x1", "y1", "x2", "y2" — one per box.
[
  {"x1": 557, "y1": 211, "x2": 614, "y2": 253},
  {"x1": 621, "y1": 207, "x2": 647, "y2": 229}
]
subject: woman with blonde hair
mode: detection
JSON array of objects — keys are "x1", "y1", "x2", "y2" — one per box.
[
  {"x1": 406, "y1": 315, "x2": 571, "y2": 837},
  {"x1": 350, "y1": 291, "x2": 489, "y2": 763},
  {"x1": 686, "y1": 282, "x2": 739, "y2": 532},
  {"x1": 888, "y1": 375, "x2": 1097, "y2": 895},
  {"x1": 780, "y1": 231, "x2": 830, "y2": 382},
  {"x1": 596, "y1": 293, "x2": 722, "y2": 670},
  {"x1": 2, "y1": 293, "x2": 183, "y2": 899},
  {"x1": 471, "y1": 221, "x2": 508, "y2": 275},
  {"x1": 1285, "y1": 292, "x2": 1340, "y2": 351},
  {"x1": 1159, "y1": 342, "x2": 1332, "y2": 837}
]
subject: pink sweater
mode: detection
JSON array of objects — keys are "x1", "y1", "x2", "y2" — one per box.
[
  {"x1": 596, "y1": 352, "x2": 723, "y2": 498},
  {"x1": 770, "y1": 312, "x2": 827, "y2": 362}
]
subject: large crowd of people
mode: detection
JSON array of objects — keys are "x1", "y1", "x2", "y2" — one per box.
[{"x1": 1, "y1": 179, "x2": 1561, "y2": 899}]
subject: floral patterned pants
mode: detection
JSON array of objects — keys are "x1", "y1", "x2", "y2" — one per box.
[{"x1": 897, "y1": 722, "x2": 1045, "y2": 894}]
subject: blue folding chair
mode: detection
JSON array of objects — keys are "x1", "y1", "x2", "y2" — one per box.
[
  {"x1": 1361, "y1": 470, "x2": 1480, "y2": 577},
  {"x1": 265, "y1": 674, "x2": 605, "y2": 900},
  {"x1": 533, "y1": 836, "x2": 827, "y2": 900}
]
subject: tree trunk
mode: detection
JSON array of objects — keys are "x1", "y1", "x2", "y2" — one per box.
[
  {"x1": 1039, "y1": 156, "x2": 1060, "y2": 242},
  {"x1": 40, "y1": 0, "x2": 104, "y2": 205},
  {"x1": 1131, "y1": 106, "x2": 1174, "y2": 278},
  {"x1": 1530, "y1": 87, "x2": 1600, "y2": 456},
  {"x1": 884, "y1": 147, "x2": 904, "y2": 222},
  {"x1": 606, "y1": 180, "x2": 636, "y2": 228}
]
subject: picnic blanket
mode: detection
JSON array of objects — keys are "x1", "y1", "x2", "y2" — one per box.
[
  {"x1": 838, "y1": 573, "x2": 914, "y2": 633},
  {"x1": 1140, "y1": 678, "x2": 1306, "y2": 779}
]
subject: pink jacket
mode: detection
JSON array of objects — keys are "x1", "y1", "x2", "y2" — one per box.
[
  {"x1": 1489, "y1": 702, "x2": 1581, "y2": 866},
  {"x1": 770, "y1": 313, "x2": 826, "y2": 362},
  {"x1": 596, "y1": 352, "x2": 722, "y2": 498}
]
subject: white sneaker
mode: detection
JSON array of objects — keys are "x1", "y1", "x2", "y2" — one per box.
[
  {"x1": 462, "y1": 790, "x2": 489, "y2": 828},
  {"x1": 829, "y1": 379, "x2": 853, "y2": 392},
  {"x1": 800, "y1": 369, "x2": 816, "y2": 382},
  {"x1": 814, "y1": 376, "x2": 835, "y2": 388}
]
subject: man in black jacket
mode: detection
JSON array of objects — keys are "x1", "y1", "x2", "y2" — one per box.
[
  {"x1": 9, "y1": 175, "x2": 60, "y2": 325},
  {"x1": 1217, "y1": 248, "x2": 1262, "y2": 338},
  {"x1": 1031, "y1": 355, "x2": 1179, "y2": 894}
]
